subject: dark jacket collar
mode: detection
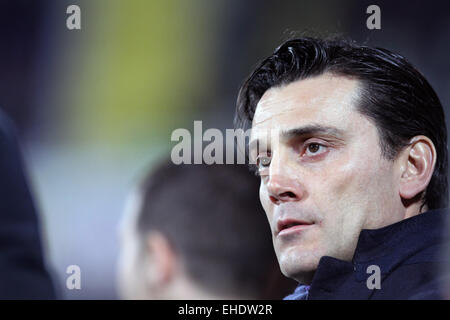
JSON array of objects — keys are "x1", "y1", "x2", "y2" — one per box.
[
  {"x1": 306, "y1": 208, "x2": 449, "y2": 299},
  {"x1": 352, "y1": 208, "x2": 448, "y2": 265}
]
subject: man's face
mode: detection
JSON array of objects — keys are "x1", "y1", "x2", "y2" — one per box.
[{"x1": 249, "y1": 74, "x2": 405, "y2": 282}]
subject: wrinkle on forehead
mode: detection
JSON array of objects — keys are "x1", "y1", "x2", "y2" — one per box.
[{"x1": 252, "y1": 74, "x2": 360, "y2": 127}]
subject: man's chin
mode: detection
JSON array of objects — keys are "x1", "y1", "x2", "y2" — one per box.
[
  {"x1": 277, "y1": 249, "x2": 320, "y2": 283},
  {"x1": 281, "y1": 266, "x2": 316, "y2": 284}
]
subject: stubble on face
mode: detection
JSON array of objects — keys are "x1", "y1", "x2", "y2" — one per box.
[{"x1": 251, "y1": 73, "x2": 404, "y2": 283}]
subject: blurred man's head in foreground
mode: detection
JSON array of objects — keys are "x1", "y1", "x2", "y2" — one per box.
[{"x1": 118, "y1": 161, "x2": 295, "y2": 299}]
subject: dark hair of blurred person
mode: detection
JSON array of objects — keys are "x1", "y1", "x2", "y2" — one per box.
[
  {"x1": 118, "y1": 161, "x2": 296, "y2": 299},
  {"x1": 0, "y1": 110, "x2": 55, "y2": 299}
]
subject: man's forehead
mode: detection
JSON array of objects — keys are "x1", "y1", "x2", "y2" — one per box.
[{"x1": 252, "y1": 74, "x2": 360, "y2": 128}]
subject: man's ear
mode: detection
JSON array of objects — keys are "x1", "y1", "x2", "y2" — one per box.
[
  {"x1": 398, "y1": 135, "x2": 436, "y2": 203},
  {"x1": 145, "y1": 231, "x2": 176, "y2": 287}
]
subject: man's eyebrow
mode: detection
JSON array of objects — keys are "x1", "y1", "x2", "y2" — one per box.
[
  {"x1": 248, "y1": 124, "x2": 344, "y2": 153},
  {"x1": 281, "y1": 124, "x2": 345, "y2": 140}
]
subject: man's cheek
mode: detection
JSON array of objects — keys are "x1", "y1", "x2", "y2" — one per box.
[
  {"x1": 259, "y1": 185, "x2": 270, "y2": 211},
  {"x1": 259, "y1": 186, "x2": 275, "y2": 229},
  {"x1": 322, "y1": 160, "x2": 369, "y2": 203}
]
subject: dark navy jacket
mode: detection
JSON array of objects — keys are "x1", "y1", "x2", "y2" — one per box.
[
  {"x1": 289, "y1": 209, "x2": 450, "y2": 300},
  {"x1": 0, "y1": 111, "x2": 55, "y2": 299}
]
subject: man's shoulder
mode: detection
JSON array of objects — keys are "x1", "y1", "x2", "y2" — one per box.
[
  {"x1": 372, "y1": 261, "x2": 448, "y2": 299},
  {"x1": 306, "y1": 209, "x2": 450, "y2": 300}
]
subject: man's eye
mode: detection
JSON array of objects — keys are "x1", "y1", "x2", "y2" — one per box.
[
  {"x1": 257, "y1": 155, "x2": 272, "y2": 168},
  {"x1": 305, "y1": 143, "x2": 326, "y2": 155}
]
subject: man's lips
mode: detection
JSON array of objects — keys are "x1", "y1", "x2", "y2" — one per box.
[{"x1": 276, "y1": 218, "x2": 314, "y2": 236}]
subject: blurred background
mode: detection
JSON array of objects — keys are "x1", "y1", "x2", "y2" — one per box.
[{"x1": 1, "y1": 0, "x2": 449, "y2": 298}]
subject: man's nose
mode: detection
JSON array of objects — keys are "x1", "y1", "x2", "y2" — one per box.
[{"x1": 266, "y1": 174, "x2": 305, "y2": 205}]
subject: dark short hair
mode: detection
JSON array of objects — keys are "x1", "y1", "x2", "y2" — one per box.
[
  {"x1": 136, "y1": 161, "x2": 295, "y2": 298},
  {"x1": 235, "y1": 37, "x2": 448, "y2": 210}
]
